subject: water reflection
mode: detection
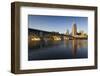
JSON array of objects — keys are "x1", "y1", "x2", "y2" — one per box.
[
  {"x1": 72, "y1": 39, "x2": 77, "y2": 57},
  {"x1": 28, "y1": 39, "x2": 88, "y2": 60}
]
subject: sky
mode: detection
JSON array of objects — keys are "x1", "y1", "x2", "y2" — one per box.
[{"x1": 28, "y1": 15, "x2": 88, "y2": 34}]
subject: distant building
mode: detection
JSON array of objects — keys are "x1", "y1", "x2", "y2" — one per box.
[
  {"x1": 70, "y1": 23, "x2": 88, "y2": 39},
  {"x1": 66, "y1": 29, "x2": 69, "y2": 35},
  {"x1": 72, "y1": 23, "x2": 77, "y2": 36}
]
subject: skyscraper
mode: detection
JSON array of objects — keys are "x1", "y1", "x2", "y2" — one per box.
[
  {"x1": 72, "y1": 22, "x2": 77, "y2": 36},
  {"x1": 66, "y1": 29, "x2": 69, "y2": 35}
]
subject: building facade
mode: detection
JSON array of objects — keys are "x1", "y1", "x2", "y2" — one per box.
[{"x1": 72, "y1": 23, "x2": 77, "y2": 36}]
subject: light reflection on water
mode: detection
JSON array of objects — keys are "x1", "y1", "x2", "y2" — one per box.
[{"x1": 28, "y1": 39, "x2": 88, "y2": 60}]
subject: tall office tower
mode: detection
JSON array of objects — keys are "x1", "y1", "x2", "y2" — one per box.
[
  {"x1": 66, "y1": 29, "x2": 69, "y2": 35},
  {"x1": 72, "y1": 22, "x2": 77, "y2": 36}
]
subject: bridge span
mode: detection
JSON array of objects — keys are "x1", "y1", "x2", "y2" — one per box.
[{"x1": 28, "y1": 28, "x2": 73, "y2": 42}]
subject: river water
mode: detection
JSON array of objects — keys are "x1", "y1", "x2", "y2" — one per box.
[{"x1": 28, "y1": 39, "x2": 88, "y2": 61}]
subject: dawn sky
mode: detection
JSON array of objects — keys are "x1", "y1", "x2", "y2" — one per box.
[{"x1": 28, "y1": 15, "x2": 88, "y2": 34}]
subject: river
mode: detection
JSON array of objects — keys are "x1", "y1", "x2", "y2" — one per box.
[{"x1": 28, "y1": 39, "x2": 88, "y2": 61}]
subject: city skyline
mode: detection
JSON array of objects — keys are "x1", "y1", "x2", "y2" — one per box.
[{"x1": 28, "y1": 15, "x2": 88, "y2": 34}]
